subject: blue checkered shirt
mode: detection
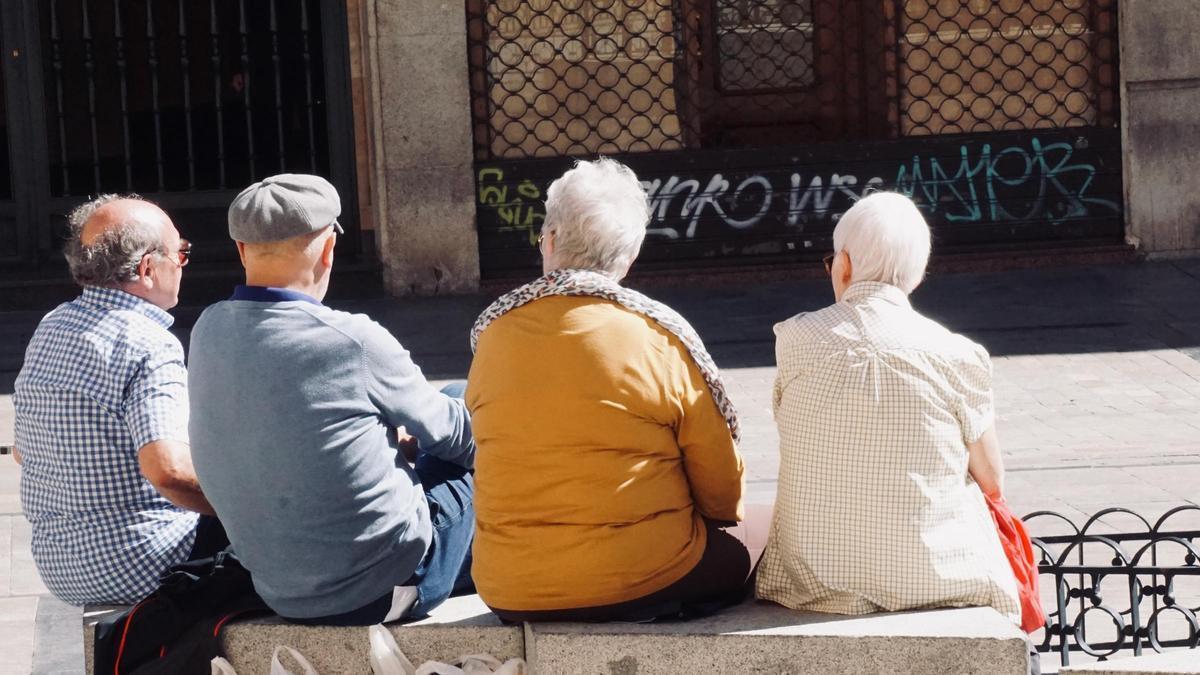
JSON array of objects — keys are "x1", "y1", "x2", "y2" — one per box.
[{"x1": 14, "y1": 287, "x2": 198, "y2": 605}]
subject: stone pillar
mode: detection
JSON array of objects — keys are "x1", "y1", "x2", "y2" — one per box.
[
  {"x1": 1121, "y1": 0, "x2": 1200, "y2": 257},
  {"x1": 360, "y1": 0, "x2": 479, "y2": 294}
]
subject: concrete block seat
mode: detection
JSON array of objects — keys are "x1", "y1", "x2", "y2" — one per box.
[
  {"x1": 84, "y1": 595, "x2": 522, "y2": 673},
  {"x1": 85, "y1": 595, "x2": 1030, "y2": 673},
  {"x1": 1060, "y1": 650, "x2": 1200, "y2": 675},
  {"x1": 528, "y1": 601, "x2": 1030, "y2": 674}
]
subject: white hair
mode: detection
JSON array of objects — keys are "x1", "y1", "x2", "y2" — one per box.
[
  {"x1": 832, "y1": 192, "x2": 931, "y2": 294},
  {"x1": 63, "y1": 193, "x2": 164, "y2": 287},
  {"x1": 542, "y1": 157, "x2": 651, "y2": 279}
]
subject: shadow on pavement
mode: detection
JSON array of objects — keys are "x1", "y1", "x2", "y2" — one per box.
[{"x1": 4, "y1": 260, "x2": 1200, "y2": 386}]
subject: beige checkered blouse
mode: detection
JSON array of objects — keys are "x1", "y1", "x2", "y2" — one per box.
[{"x1": 756, "y1": 281, "x2": 1020, "y2": 623}]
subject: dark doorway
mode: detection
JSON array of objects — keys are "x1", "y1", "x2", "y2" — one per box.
[
  {"x1": 685, "y1": 0, "x2": 892, "y2": 147},
  {"x1": 0, "y1": 0, "x2": 358, "y2": 277}
]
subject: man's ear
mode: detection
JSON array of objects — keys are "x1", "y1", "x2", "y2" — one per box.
[
  {"x1": 235, "y1": 241, "x2": 248, "y2": 267},
  {"x1": 839, "y1": 251, "x2": 854, "y2": 287},
  {"x1": 320, "y1": 231, "x2": 336, "y2": 268},
  {"x1": 135, "y1": 254, "x2": 155, "y2": 289}
]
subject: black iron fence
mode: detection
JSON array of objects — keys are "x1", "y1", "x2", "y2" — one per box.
[
  {"x1": 466, "y1": 0, "x2": 1120, "y2": 161},
  {"x1": 1027, "y1": 506, "x2": 1200, "y2": 668}
]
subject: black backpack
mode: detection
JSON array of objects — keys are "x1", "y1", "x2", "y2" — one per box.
[{"x1": 93, "y1": 551, "x2": 272, "y2": 674}]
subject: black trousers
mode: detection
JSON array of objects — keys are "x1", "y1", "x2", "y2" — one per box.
[
  {"x1": 491, "y1": 519, "x2": 753, "y2": 623},
  {"x1": 187, "y1": 515, "x2": 231, "y2": 561}
]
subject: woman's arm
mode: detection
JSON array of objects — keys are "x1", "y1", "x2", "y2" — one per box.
[
  {"x1": 675, "y1": 357, "x2": 745, "y2": 523},
  {"x1": 967, "y1": 425, "x2": 1005, "y2": 499}
]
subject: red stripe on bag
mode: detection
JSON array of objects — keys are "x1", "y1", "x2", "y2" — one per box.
[{"x1": 113, "y1": 600, "x2": 148, "y2": 675}]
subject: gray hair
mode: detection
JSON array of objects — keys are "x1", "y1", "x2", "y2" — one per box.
[
  {"x1": 542, "y1": 157, "x2": 651, "y2": 279},
  {"x1": 832, "y1": 192, "x2": 931, "y2": 294},
  {"x1": 63, "y1": 194, "x2": 164, "y2": 288}
]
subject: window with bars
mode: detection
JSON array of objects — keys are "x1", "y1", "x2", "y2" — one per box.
[
  {"x1": 41, "y1": 0, "x2": 331, "y2": 198},
  {"x1": 466, "y1": 0, "x2": 1119, "y2": 161}
]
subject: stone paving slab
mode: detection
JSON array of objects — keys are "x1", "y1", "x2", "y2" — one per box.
[
  {"x1": 0, "y1": 595, "x2": 40, "y2": 674},
  {"x1": 34, "y1": 595, "x2": 85, "y2": 675},
  {"x1": 1060, "y1": 649, "x2": 1200, "y2": 674}
]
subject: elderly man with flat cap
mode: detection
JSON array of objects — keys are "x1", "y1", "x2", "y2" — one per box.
[
  {"x1": 14, "y1": 195, "x2": 224, "y2": 606},
  {"x1": 188, "y1": 174, "x2": 476, "y2": 625}
]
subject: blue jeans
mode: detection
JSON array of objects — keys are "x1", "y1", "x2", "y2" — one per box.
[
  {"x1": 289, "y1": 383, "x2": 475, "y2": 626},
  {"x1": 407, "y1": 449, "x2": 475, "y2": 617}
]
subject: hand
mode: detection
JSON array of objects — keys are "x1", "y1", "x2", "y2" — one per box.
[{"x1": 397, "y1": 427, "x2": 419, "y2": 464}]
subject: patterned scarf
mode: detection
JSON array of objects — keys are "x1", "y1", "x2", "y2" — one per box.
[{"x1": 470, "y1": 268, "x2": 741, "y2": 442}]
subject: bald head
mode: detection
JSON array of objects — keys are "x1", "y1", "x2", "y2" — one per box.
[
  {"x1": 79, "y1": 199, "x2": 171, "y2": 247},
  {"x1": 63, "y1": 194, "x2": 179, "y2": 292}
]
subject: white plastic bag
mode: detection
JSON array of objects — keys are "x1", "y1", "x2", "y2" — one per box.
[
  {"x1": 414, "y1": 654, "x2": 526, "y2": 675},
  {"x1": 210, "y1": 646, "x2": 321, "y2": 675},
  {"x1": 369, "y1": 624, "x2": 418, "y2": 675},
  {"x1": 368, "y1": 624, "x2": 526, "y2": 675},
  {"x1": 270, "y1": 645, "x2": 320, "y2": 675}
]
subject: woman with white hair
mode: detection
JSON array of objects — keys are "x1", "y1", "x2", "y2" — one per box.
[
  {"x1": 467, "y1": 158, "x2": 750, "y2": 622},
  {"x1": 756, "y1": 192, "x2": 1021, "y2": 624}
]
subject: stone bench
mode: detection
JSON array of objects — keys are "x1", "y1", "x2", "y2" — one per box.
[
  {"x1": 86, "y1": 595, "x2": 1030, "y2": 674},
  {"x1": 1060, "y1": 650, "x2": 1200, "y2": 675}
]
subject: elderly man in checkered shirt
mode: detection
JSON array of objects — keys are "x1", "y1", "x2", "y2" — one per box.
[{"x1": 12, "y1": 195, "x2": 227, "y2": 605}]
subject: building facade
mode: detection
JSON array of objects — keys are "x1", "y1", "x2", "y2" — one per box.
[{"x1": 0, "y1": 1, "x2": 1196, "y2": 295}]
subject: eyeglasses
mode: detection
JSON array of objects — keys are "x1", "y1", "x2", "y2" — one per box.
[
  {"x1": 175, "y1": 240, "x2": 192, "y2": 267},
  {"x1": 148, "y1": 239, "x2": 192, "y2": 268},
  {"x1": 822, "y1": 252, "x2": 836, "y2": 275}
]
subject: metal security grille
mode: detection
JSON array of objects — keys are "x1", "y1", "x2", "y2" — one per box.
[
  {"x1": 714, "y1": 0, "x2": 815, "y2": 92},
  {"x1": 466, "y1": 0, "x2": 1120, "y2": 160},
  {"x1": 898, "y1": 0, "x2": 1120, "y2": 135},
  {"x1": 41, "y1": 0, "x2": 331, "y2": 197},
  {"x1": 467, "y1": 0, "x2": 687, "y2": 159}
]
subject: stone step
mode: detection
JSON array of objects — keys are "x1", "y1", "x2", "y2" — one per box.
[
  {"x1": 527, "y1": 601, "x2": 1029, "y2": 675},
  {"x1": 86, "y1": 595, "x2": 1030, "y2": 674}
]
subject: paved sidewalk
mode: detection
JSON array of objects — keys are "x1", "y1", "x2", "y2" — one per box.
[{"x1": 3, "y1": 259, "x2": 1200, "y2": 672}]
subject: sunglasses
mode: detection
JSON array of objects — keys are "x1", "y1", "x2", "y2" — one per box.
[
  {"x1": 148, "y1": 239, "x2": 192, "y2": 268},
  {"x1": 175, "y1": 240, "x2": 192, "y2": 267}
]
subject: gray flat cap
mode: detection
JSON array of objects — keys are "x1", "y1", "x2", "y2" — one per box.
[{"x1": 228, "y1": 173, "x2": 344, "y2": 243}]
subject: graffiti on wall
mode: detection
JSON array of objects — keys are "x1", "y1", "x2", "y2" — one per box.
[
  {"x1": 476, "y1": 130, "x2": 1122, "y2": 269},
  {"x1": 476, "y1": 167, "x2": 546, "y2": 246}
]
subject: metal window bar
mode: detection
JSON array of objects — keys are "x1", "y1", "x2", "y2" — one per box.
[
  {"x1": 145, "y1": 1, "x2": 165, "y2": 191},
  {"x1": 237, "y1": 0, "x2": 257, "y2": 180},
  {"x1": 80, "y1": 0, "x2": 103, "y2": 193},
  {"x1": 48, "y1": 0, "x2": 71, "y2": 195},
  {"x1": 114, "y1": 0, "x2": 133, "y2": 190},
  {"x1": 177, "y1": 0, "x2": 197, "y2": 190},
  {"x1": 268, "y1": 0, "x2": 287, "y2": 173},
  {"x1": 299, "y1": 0, "x2": 318, "y2": 174},
  {"x1": 1026, "y1": 506, "x2": 1200, "y2": 668},
  {"x1": 210, "y1": 0, "x2": 227, "y2": 189},
  {"x1": 465, "y1": 0, "x2": 1120, "y2": 161}
]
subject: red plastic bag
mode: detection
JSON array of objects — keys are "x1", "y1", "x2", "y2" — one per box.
[{"x1": 985, "y1": 494, "x2": 1047, "y2": 634}]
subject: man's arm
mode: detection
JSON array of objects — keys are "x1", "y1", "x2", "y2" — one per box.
[
  {"x1": 363, "y1": 321, "x2": 474, "y2": 468},
  {"x1": 967, "y1": 425, "x2": 1005, "y2": 499},
  {"x1": 138, "y1": 439, "x2": 215, "y2": 515},
  {"x1": 10, "y1": 446, "x2": 20, "y2": 465}
]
